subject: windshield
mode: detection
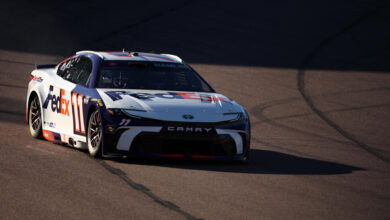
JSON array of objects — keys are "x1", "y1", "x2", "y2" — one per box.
[{"x1": 96, "y1": 61, "x2": 214, "y2": 92}]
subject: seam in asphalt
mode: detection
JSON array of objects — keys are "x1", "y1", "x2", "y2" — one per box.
[
  {"x1": 92, "y1": 2, "x2": 202, "y2": 219},
  {"x1": 297, "y1": 6, "x2": 389, "y2": 163},
  {"x1": 96, "y1": 159, "x2": 202, "y2": 220},
  {"x1": 95, "y1": 0, "x2": 193, "y2": 42},
  {"x1": 0, "y1": 59, "x2": 35, "y2": 66}
]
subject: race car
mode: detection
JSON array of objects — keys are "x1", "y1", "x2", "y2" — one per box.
[{"x1": 26, "y1": 51, "x2": 250, "y2": 161}]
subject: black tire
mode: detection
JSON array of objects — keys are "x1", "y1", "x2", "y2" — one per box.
[
  {"x1": 87, "y1": 109, "x2": 103, "y2": 157},
  {"x1": 29, "y1": 96, "x2": 43, "y2": 138}
]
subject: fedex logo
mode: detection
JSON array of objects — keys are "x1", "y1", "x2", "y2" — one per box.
[
  {"x1": 43, "y1": 85, "x2": 70, "y2": 116},
  {"x1": 105, "y1": 91, "x2": 232, "y2": 104}
]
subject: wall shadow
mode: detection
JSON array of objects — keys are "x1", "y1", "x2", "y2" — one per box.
[
  {"x1": 117, "y1": 149, "x2": 364, "y2": 175},
  {"x1": 0, "y1": 0, "x2": 389, "y2": 72}
]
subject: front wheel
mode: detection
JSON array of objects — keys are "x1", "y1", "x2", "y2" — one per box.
[
  {"x1": 29, "y1": 96, "x2": 43, "y2": 138},
  {"x1": 87, "y1": 109, "x2": 103, "y2": 157}
]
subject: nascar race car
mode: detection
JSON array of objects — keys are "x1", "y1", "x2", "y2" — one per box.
[{"x1": 26, "y1": 51, "x2": 250, "y2": 160}]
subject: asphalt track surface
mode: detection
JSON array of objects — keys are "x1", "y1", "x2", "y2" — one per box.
[{"x1": 0, "y1": 0, "x2": 389, "y2": 219}]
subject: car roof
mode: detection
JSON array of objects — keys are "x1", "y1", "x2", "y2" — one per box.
[{"x1": 76, "y1": 51, "x2": 183, "y2": 63}]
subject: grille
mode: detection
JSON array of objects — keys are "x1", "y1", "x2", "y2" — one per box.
[{"x1": 129, "y1": 132, "x2": 236, "y2": 156}]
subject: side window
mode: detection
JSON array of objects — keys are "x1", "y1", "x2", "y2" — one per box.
[
  {"x1": 57, "y1": 57, "x2": 92, "y2": 86},
  {"x1": 57, "y1": 57, "x2": 76, "y2": 78},
  {"x1": 72, "y1": 57, "x2": 92, "y2": 86}
]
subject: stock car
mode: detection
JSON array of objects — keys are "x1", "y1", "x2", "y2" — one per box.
[{"x1": 26, "y1": 51, "x2": 250, "y2": 161}]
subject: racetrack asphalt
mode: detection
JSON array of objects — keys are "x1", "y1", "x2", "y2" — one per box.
[{"x1": 0, "y1": 0, "x2": 389, "y2": 219}]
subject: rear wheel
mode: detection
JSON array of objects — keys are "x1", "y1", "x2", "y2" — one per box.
[
  {"x1": 29, "y1": 96, "x2": 42, "y2": 138},
  {"x1": 87, "y1": 109, "x2": 102, "y2": 157}
]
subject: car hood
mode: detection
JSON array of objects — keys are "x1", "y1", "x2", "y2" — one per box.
[{"x1": 97, "y1": 89, "x2": 244, "y2": 122}]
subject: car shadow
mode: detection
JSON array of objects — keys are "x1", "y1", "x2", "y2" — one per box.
[{"x1": 114, "y1": 149, "x2": 364, "y2": 175}]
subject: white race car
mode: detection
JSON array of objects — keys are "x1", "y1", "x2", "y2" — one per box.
[{"x1": 26, "y1": 51, "x2": 250, "y2": 160}]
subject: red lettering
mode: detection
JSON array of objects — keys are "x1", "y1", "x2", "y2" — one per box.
[
  {"x1": 60, "y1": 89, "x2": 70, "y2": 116},
  {"x1": 176, "y1": 92, "x2": 200, "y2": 100},
  {"x1": 61, "y1": 89, "x2": 65, "y2": 114},
  {"x1": 200, "y1": 95, "x2": 214, "y2": 102},
  {"x1": 64, "y1": 99, "x2": 70, "y2": 116}
]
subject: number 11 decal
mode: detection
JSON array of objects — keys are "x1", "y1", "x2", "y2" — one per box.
[{"x1": 72, "y1": 93, "x2": 85, "y2": 134}]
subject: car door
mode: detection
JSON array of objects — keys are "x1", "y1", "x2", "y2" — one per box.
[
  {"x1": 66, "y1": 56, "x2": 93, "y2": 138},
  {"x1": 42, "y1": 56, "x2": 92, "y2": 141},
  {"x1": 41, "y1": 57, "x2": 78, "y2": 138}
]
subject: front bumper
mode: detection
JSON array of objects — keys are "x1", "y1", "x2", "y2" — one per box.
[{"x1": 103, "y1": 124, "x2": 250, "y2": 160}]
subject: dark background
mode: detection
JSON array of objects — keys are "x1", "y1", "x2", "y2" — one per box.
[{"x1": 0, "y1": 0, "x2": 389, "y2": 219}]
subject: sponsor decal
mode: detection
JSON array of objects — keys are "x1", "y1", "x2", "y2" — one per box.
[
  {"x1": 49, "y1": 122, "x2": 56, "y2": 128},
  {"x1": 97, "y1": 99, "x2": 103, "y2": 106},
  {"x1": 91, "y1": 99, "x2": 103, "y2": 107},
  {"x1": 44, "y1": 121, "x2": 56, "y2": 128},
  {"x1": 72, "y1": 92, "x2": 85, "y2": 134},
  {"x1": 59, "y1": 56, "x2": 79, "y2": 71},
  {"x1": 43, "y1": 85, "x2": 70, "y2": 116},
  {"x1": 119, "y1": 118, "x2": 131, "y2": 126},
  {"x1": 106, "y1": 125, "x2": 115, "y2": 133},
  {"x1": 104, "y1": 91, "x2": 231, "y2": 103},
  {"x1": 165, "y1": 126, "x2": 214, "y2": 134},
  {"x1": 42, "y1": 129, "x2": 61, "y2": 143},
  {"x1": 91, "y1": 98, "x2": 103, "y2": 106},
  {"x1": 153, "y1": 63, "x2": 188, "y2": 69},
  {"x1": 30, "y1": 75, "x2": 43, "y2": 82},
  {"x1": 43, "y1": 85, "x2": 87, "y2": 135},
  {"x1": 83, "y1": 96, "x2": 90, "y2": 104}
]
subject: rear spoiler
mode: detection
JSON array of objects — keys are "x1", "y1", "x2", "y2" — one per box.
[{"x1": 35, "y1": 63, "x2": 57, "y2": 69}]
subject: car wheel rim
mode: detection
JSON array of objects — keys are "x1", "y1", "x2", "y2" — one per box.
[
  {"x1": 30, "y1": 96, "x2": 41, "y2": 131},
  {"x1": 89, "y1": 111, "x2": 102, "y2": 150}
]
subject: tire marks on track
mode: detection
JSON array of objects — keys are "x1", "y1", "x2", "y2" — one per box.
[
  {"x1": 252, "y1": 96, "x2": 390, "y2": 129},
  {"x1": 251, "y1": 97, "x2": 356, "y2": 147},
  {"x1": 96, "y1": 159, "x2": 202, "y2": 220},
  {"x1": 296, "y1": 6, "x2": 389, "y2": 163}
]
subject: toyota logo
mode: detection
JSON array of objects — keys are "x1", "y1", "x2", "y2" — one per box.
[{"x1": 182, "y1": 114, "x2": 194, "y2": 119}]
